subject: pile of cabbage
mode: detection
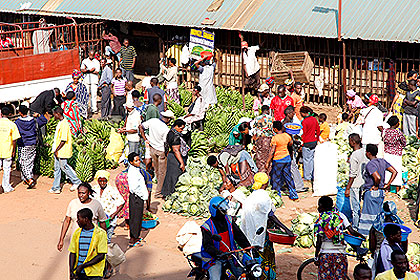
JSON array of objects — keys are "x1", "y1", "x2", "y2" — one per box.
[
  {"x1": 291, "y1": 212, "x2": 319, "y2": 248},
  {"x1": 162, "y1": 156, "x2": 221, "y2": 217},
  {"x1": 235, "y1": 185, "x2": 284, "y2": 208},
  {"x1": 407, "y1": 242, "x2": 420, "y2": 271},
  {"x1": 399, "y1": 136, "x2": 420, "y2": 200},
  {"x1": 332, "y1": 136, "x2": 352, "y2": 188}
]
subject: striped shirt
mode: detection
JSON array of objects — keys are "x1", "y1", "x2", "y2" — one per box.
[
  {"x1": 112, "y1": 77, "x2": 127, "y2": 96},
  {"x1": 120, "y1": 45, "x2": 137, "y2": 71},
  {"x1": 77, "y1": 228, "x2": 94, "y2": 268}
]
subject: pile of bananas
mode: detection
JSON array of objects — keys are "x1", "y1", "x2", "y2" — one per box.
[
  {"x1": 179, "y1": 84, "x2": 192, "y2": 108},
  {"x1": 216, "y1": 87, "x2": 254, "y2": 111},
  {"x1": 167, "y1": 98, "x2": 186, "y2": 119},
  {"x1": 188, "y1": 131, "x2": 209, "y2": 157},
  {"x1": 34, "y1": 118, "x2": 121, "y2": 182}
]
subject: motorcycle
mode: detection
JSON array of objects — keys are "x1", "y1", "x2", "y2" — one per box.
[{"x1": 186, "y1": 227, "x2": 265, "y2": 280}]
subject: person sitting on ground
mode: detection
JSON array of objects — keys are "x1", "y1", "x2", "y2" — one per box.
[
  {"x1": 201, "y1": 196, "x2": 251, "y2": 280},
  {"x1": 30, "y1": 88, "x2": 63, "y2": 117},
  {"x1": 314, "y1": 196, "x2": 365, "y2": 280},
  {"x1": 69, "y1": 208, "x2": 108, "y2": 280},
  {"x1": 375, "y1": 251, "x2": 417, "y2": 280},
  {"x1": 335, "y1": 112, "x2": 353, "y2": 138},
  {"x1": 57, "y1": 183, "x2": 107, "y2": 252},
  {"x1": 266, "y1": 121, "x2": 298, "y2": 200},
  {"x1": 15, "y1": 104, "x2": 47, "y2": 189},
  {"x1": 92, "y1": 170, "x2": 125, "y2": 243},
  {"x1": 229, "y1": 122, "x2": 250, "y2": 146},
  {"x1": 375, "y1": 223, "x2": 405, "y2": 276},
  {"x1": 144, "y1": 94, "x2": 162, "y2": 121},
  {"x1": 353, "y1": 263, "x2": 372, "y2": 280},
  {"x1": 183, "y1": 85, "x2": 207, "y2": 130},
  {"x1": 318, "y1": 113, "x2": 330, "y2": 143},
  {"x1": 207, "y1": 146, "x2": 258, "y2": 191}
]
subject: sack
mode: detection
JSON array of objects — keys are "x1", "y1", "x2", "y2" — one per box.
[
  {"x1": 107, "y1": 243, "x2": 126, "y2": 268},
  {"x1": 313, "y1": 142, "x2": 338, "y2": 196},
  {"x1": 106, "y1": 128, "x2": 124, "y2": 162}
]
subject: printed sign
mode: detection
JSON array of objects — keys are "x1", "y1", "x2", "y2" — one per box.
[{"x1": 189, "y1": 28, "x2": 215, "y2": 60}]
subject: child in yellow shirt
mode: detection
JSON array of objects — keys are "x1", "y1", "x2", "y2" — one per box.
[{"x1": 318, "y1": 113, "x2": 330, "y2": 143}]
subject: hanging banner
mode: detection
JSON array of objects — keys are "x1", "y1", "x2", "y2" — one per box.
[{"x1": 189, "y1": 28, "x2": 215, "y2": 60}]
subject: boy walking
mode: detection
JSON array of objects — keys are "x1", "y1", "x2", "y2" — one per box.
[
  {"x1": 0, "y1": 107, "x2": 20, "y2": 193},
  {"x1": 49, "y1": 107, "x2": 81, "y2": 194},
  {"x1": 69, "y1": 208, "x2": 108, "y2": 280}
]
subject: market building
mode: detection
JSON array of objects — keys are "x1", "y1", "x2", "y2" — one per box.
[{"x1": 1, "y1": 0, "x2": 420, "y2": 106}]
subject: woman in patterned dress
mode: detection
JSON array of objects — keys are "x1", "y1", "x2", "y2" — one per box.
[
  {"x1": 115, "y1": 168, "x2": 129, "y2": 229},
  {"x1": 65, "y1": 69, "x2": 89, "y2": 119},
  {"x1": 61, "y1": 91, "x2": 82, "y2": 136}
]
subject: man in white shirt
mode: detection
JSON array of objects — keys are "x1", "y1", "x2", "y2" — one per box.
[
  {"x1": 118, "y1": 99, "x2": 141, "y2": 154},
  {"x1": 141, "y1": 68, "x2": 153, "y2": 94},
  {"x1": 361, "y1": 95, "x2": 384, "y2": 146},
  {"x1": 127, "y1": 152, "x2": 149, "y2": 247},
  {"x1": 81, "y1": 50, "x2": 100, "y2": 114},
  {"x1": 240, "y1": 33, "x2": 260, "y2": 95},
  {"x1": 139, "y1": 110, "x2": 174, "y2": 198}
]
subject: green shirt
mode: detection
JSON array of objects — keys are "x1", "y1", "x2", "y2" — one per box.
[{"x1": 145, "y1": 104, "x2": 160, "y2": 121}]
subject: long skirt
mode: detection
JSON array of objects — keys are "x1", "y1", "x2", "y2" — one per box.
[
  {"x1": 259, "y1": 235, "x2": 276, "y2": 280},
  {"x1": 384, "y1": 153, "x2": 403, "y2": 186},
  {"x1": 358, "y1": 189, "x2": 385, "y2": 236},
  {"x1": 318, "y1": 253, "x2": 348, "y2": 280},
  {"x1": 255, "y1": 136, "x2": 272, "y2": 174},
  {"x1": 162, "y1": 153, "x2": 186, "y2": 197},
  {"x1": 18, "y1": 145, "x2": 36, "y2": 180},
  {"x1": 115, "y1": 170, "x2": 129, "y2": 219}
]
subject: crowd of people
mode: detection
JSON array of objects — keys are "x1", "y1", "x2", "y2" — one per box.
[{"x1": 1, "y1": 30, "x2": 419, "y2": 280}]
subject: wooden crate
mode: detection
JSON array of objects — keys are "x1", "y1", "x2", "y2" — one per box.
[{"x1": 270, "y1": 51, "x2": 314, "y2": 83}]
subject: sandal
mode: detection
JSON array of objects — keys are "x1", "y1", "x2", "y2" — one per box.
[
  {"x1": 27, "y1": 180, "x2": 36, "y2": 189},
  {"x1": 128, "y1": 239, "x2": 143, "y2": 248}
]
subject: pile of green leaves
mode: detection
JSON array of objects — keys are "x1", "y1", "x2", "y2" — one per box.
[
  {"x1": 291, "y1": 212, "x2": 319, "y2": 248},
  {"x1": 332, "y1": 136, "x2": 352, "y2": 188}
]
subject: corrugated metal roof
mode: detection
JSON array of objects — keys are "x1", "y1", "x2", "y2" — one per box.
[{"x1": 3, "y1": 0, "x2": 420, "y2": 43}]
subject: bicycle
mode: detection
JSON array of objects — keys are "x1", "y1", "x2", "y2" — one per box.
[{"x1": 296, "y1": 245, "x2": 369, "y2": 280}]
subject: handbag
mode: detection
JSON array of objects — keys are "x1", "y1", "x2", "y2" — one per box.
[
  {"x1": 107, "y1": 243, "x2": 126, "y2": 268},
  {"x1": 35, "y1": 118, "x2": 44, "y2": 146}
]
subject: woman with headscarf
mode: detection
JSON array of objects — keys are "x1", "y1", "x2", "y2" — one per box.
[
  {"x1": 346, "y1": 89, "x2": 366, "y2": 122},
  {"x1": 161, "y1": 119, "x2": 189, "y2": 198},
  {"x1": 65, "y1": 69, "x2": 89, "y2": 119},
  {"x1": 229, "y1": 122, "x2": 250, "y2": 146},
  {"x1": 369, "y1": 201, "x2": 404, "y2": 276},
  {"x1": 241, "y1": 172, "x2": 294, "y2": 280},
  {"x1": 92, "y1": 170, "x2": 125, "y2": 243},
  {"x1": 61, "y1": 91, "x2": 82, "y2": 136},
  {"x1": 252, "y1": 105, "x2": 274, "y2": 174}
]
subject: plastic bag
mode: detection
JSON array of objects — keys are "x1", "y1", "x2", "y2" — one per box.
[
  {"x1": 107, "y1": 242, "x2": 126, "y2": 268},
  {"x1": 106, "y1": 128, "x2": 124, "y2": 162},
  {"x1": 340, "y1": 196, "x2": 353, "y2": 223}
]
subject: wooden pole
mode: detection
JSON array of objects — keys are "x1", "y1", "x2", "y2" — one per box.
[
  {"x1": 241, "y1": 49, "x2": 245, "y2": 110},
  {"x1": 338, "y1": 0, "x2": 342, "y2": 41},
  {"x1": 342, "y1": 40, "x2": 347, "y2": 106}
]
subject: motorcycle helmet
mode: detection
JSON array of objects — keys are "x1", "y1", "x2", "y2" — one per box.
[{"x1": 209, "y1": 196, "x2": 229, "y2": 217}]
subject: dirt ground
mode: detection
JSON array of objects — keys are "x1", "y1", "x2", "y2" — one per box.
[{"x1": 1, "y1": 165, "x2": 419, "y2": 280}]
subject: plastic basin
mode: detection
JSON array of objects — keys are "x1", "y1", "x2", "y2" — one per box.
[
  {"x1": 142, "y1": 218, "x2": 159, "y2": 229},
  {"x1": 267, "y1": 229, "x2": 297, "y2": 245},
  {"x1": 284, "y1": 123, "x2": 302, "y2": 135},
  {"x1": 383, "y1": 223, "x2": 412, "y2": 241},
  {"x1": 343, "y1": 233, "x2": 364, "y2": 246}
]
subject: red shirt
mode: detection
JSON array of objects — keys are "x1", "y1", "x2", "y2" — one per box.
[
  {"x1": 301, "y1": 116, "x2": 320, "y2": 143},
  {"x1": 0, "y1": 37, "x2": 12, "y2": 48},
  {"x1": 270, "y1": 95, "x2": 294, "y2": 121}
]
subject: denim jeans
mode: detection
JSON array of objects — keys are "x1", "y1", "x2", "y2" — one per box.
[
  {"x1": 0, "y1": 158, "x2": 12, "y2": 192},
  {"x1": 208, "y1": 259, "x2": 243, "y2": 280},
  {"x1": 52, "y1": 158, "x2": 81, "y2": 191},
  {"x1": 239, "y1": 150, "x2": 258, "y2": 173},
  {"x1": 350, "y1": 187, "x2": 361, "y2": 230},
  {"x1": 302, "y1": 147, "x2": 315, "y2": 181}
]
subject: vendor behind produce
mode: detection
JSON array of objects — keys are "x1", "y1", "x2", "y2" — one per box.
[
  {"x1": 241, "y1": 172, "x2": 294, "y2": 280},
  {"x1": 229, "y1": 122, "x2": 251, "y2": 146},
  {"x1": 207, "y1": 146, "x2": 258, "y2": 191}
]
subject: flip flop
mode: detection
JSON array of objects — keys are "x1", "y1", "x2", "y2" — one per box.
[{"x1": 128, "y1": 239, "x2": 143, "y2": 248}]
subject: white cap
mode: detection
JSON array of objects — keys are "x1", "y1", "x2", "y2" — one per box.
[{"x1": 161, "y1": 110, "x2": 175, "y2": 119}]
